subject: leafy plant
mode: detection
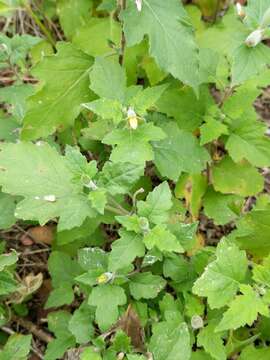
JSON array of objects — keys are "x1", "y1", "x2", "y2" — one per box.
[{"x1": 1, "y1": 0, "x2": 270, "y2": 359}]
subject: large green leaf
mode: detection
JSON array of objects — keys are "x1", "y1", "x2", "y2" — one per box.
[
  {"x1": 73, "y1": 17, "x2": 121, "y2": 56},
  {"x1": 216, "y1": 285, "x2": 269, "y2": 331},
  {"x1": 0, "y1": 142, "x2": 96, "y2": 230},
  {"x1": 193, "y1": 239, "x2": 248, "y2": 309},
  {"x1": 231, "y1": 204, "x2": 270, "y2": 257},
  {"x1": 122, "y1": 0, "x2": 199, "y2": 89},
  {"x1": 153, "y1": 122, "x2": 210, "y2": 181},
  {"x1": 212, "y1": 156, "x2": 264, "y2": 196},
  {"x1": 57, "y1": 0, "x2": 92, "y2": 39},
  {"x1": 149, "y1": 321, "x2": 191, "y2": 360},
  {"x1": 226, "y1": 117, "x2": 270, "y2": 167},
  {"x1": 22, "y1": 43, "x2": 93, "y2": 140}
]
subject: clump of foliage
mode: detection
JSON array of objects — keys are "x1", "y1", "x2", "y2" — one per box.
[{"x1": 1, "y1": 0, "x2": 270, "y2": 359}]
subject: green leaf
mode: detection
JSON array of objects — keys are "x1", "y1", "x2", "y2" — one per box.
[
  {"x1": 193, "y1": 239, "x2": 248, "y2": 309},
  {"x1": 239, "y1": 345, "x2": 270, "y2": 360},
  {"x1": 89, "y1": 189, "x2": 107, "y2": 214},
  {"x1": 231, "y1": 204, "x2": 270, "y2": 256},
  {"x1": 144, "y1": 224, "x2": 184, "y2": 253},
  {"x1": 129, "y1": 272, "x2": 166, "y2": 300},
  {"x1": 137, "y1": 182, "x2": 172, "y2": 225},
  {"x1": 83, "y1": 98, "x2": 123, "y2": 123},
  {"x1": 0, "y1": 142, "x2": 95, "y2": 231},
  {"x1": 48, "y1": 251, "x2": 82, "y2": 288},
  {"x1": 163, "y1": 254, "x2": 197, "y2": 291},
  {"x1": 22, "y1": 43, "x2": 93, "y2": 140},
  {"x1": 0, "y1": 192, "x2": 17, "y2": 229},
  {"x1": 77, "y1": 247, "x2": 108, "y2": 272},
  {"x1": 122, "y1": 0, "x2": 199, "y2": 88},
  {"x1": 90, "y1": 57, "x2": 126, "y2": 103},
  {"x1": 0, "y1": 271, "x2": 18, "y2": 295},
  {"x1": 200, "y1": 117, "x2": 228, "y2": 145},
  {"x1": 80, "y1": 347, "x2": 102, "y2": 360},
  {"x1": 156, "y1": 85, "x2": 214, "y2": 132},
  {"x1": 149, "y1": 320, "x2": 191, "y2": 360},
  {"x1": 0, "y1": 334, "x2": 32, "y2": 360},
  {"x1": 153, "y1": 122, "x2": 210, "y2": 181},
  {"x1": 44, "y1": 337, "x2": 76, "y2": 360},
  {"x1": 88, "y1": 285, "x2": 126, "y2": 330},
  {"x1": 212, "y1": 156, "x2": 264, "y2": 196},
  {"x1": 226, "y1": 117, "x2": 270, "y2": 167},
  {"x1": 216, "y1": 285, "x2": 269, "y2": 332},
  {"x1": 0, "y1": 250, "x2": 18, "y2": 271},
  {"x1": 129, "y1": 84, "x2": 168, "y2": 116},
  {"x1": 253, "y1": 254, "x2": 270, "y2": 287},
  {"x1": 197, "y1": 321, "x2": 226, "y2": 360},
  {"x1": 203, "y1": 187, "x2": 243, "y2": 225},
  {"x1": 98, "y1": 161, "x2": 144, "y2": 195},
  {"x1": 45, "y1": 284, "x2": 74, "y2": 309},
  {"x1": 0, "y1": 84, "x2": 34, "y2": 122},
  {"x1": 232, "y1": 44, "x2": 270, "y2": 86},
  {"x1": 57, "y1": 0, "x2": 92, "y2": 39},
  {"x1": 103, "y1": 122, "x2": 165, "y2": 165},
  {"x1": 73, "y1": 17, "x2": 121, "y2": 56},
  {"x1": 68, "y1": 302, "x2": 94, "y2": 344},
  {"x1": 108, "y1": 230, "x2": 144, "y2": 272}
]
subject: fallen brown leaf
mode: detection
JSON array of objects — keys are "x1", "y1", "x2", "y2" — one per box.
[
  {"x1": 27, "y1": 225, "x2": 55, "y2": 245},
  {"x1": 117, "y1": 304, "x2": 145, "y2": 352}
]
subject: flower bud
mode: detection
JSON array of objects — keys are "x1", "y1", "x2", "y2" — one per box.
[
  {"x1": 245, "y1": 29, "x2": 264, "y2": 47},
  {"x1": 191, "y1": 315, "x2": 204, "y2": 330}
]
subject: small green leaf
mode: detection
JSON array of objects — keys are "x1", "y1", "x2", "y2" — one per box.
[
  {"x1": 89, "y1": 189, "x2": 107, "y2": 214},
  {"x1": 103, "y1": 122, "x2": 166, "y2": 165},
  {"x1": 88, "y1": 285, "x2": 126, "y2": 330},
  {"x1": 108, "y1": 230, "x2": 145, "y2": 272},
  {"x1": 144, "y1": 224, "x2": 184, "y2": 253},
  {"x1": 0, "y1": 334, "x2": 32, "y2": 360},
  {"x1": 197, "y1": 321, "x2": 226, "y2": 360},
  {"x1": 137, "y1": 182, "x2": 172, "y2": 225},
  {"x1": 216, "y1": 285, "x2": 269, "y2": 332},
  {"x1": 129, "y1": 272, "x2": 166, "y2": 300},
  {"x1": 68, "y1": 302, "x2": 94, "y2": 344}
]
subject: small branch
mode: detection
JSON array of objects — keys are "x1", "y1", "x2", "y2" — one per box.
[
  {"x1": 12, "y1": 316, "x2": 54, "y2": 344},
  {"x1": 105, "y1": 204, "x2": 128, "y2": 216}
]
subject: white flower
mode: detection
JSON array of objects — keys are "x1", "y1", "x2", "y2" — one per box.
[
  {"x1": 135, "y1": 0, "x2": 142, "y2": 12},
  {"x1": 245, "y1": 29, "x2": 264, "y2": 47}
]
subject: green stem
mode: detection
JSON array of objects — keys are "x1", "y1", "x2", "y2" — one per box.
[
  {"x1": 25, "y1": 3, "x2": 56, "y2": 47},
  {"x1": 105, "y1": 204, "x2": 128, "y2": 216}
]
